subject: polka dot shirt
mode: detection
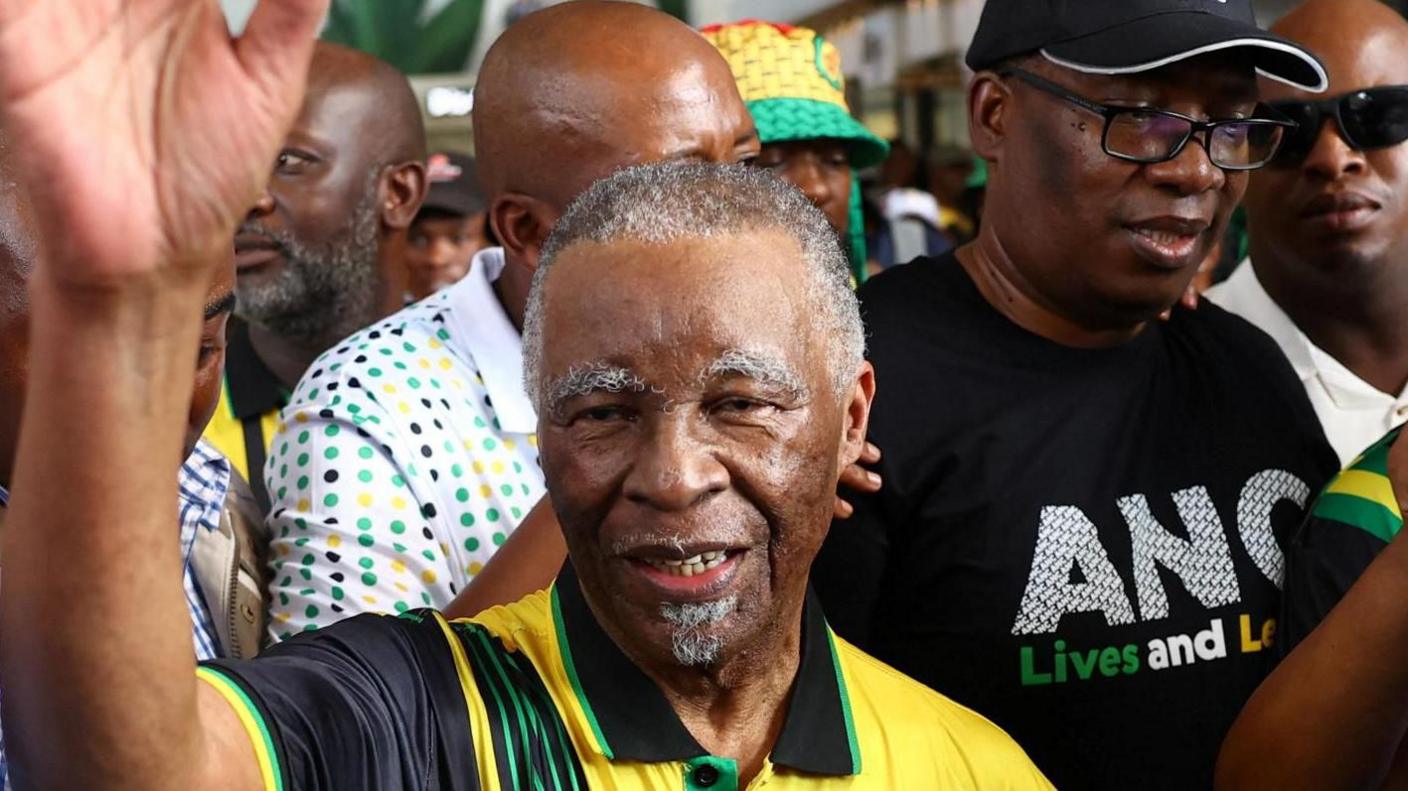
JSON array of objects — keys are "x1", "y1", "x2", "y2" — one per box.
[{"x1": 265, "y1": 249, "x2": 544, "y2": 639}]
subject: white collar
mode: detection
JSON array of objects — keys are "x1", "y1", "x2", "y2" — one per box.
[
  {"x1": 441, "y1": 247, "x2": 537, "y2": 434},
  {"x1": 1206, "y1": 259, "x2": 1407, "y2": 409}
]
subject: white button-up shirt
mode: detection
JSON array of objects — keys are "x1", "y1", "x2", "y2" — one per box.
[
  {"x1": 265, "y1": 247, "x2": 545, "y2": 639},
  {"x1": 1207, "y1": 261, "x2": 1408, "y2": 465}
]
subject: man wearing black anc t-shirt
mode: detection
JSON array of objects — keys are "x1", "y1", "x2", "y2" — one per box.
[{"x1": 812, "y1": 1, "x2": 1340, "y2": 788}]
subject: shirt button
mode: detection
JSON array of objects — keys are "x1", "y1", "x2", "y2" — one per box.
[{"x1": 692, "y1": 764, "x2": 720, "y2": 787}]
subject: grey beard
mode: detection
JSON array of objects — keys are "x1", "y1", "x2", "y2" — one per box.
[
  {"x1": 236, "y1": 188, "x2": 383, "y2": 351},
  {"x1": 659, "y1": 596, "x2": 737, "y2": 667}
]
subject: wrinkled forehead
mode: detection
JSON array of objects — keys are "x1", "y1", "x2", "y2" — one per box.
[{"x1": 540, "y1": 232, "x2": 816, "y2": 384}]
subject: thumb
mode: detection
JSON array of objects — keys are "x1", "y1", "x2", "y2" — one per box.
[{"x1": 235, "y1": 0, "x2": 329, "y2": 90}]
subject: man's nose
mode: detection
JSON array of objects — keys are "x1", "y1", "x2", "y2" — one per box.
[
  {"x1": 794, "y1": 158, "x2": 833, "y2": 208},
  {"x1": 246, "y1": 186, "x2": 275, "y2": 219},
  {"x1": 1143, "y1": 133, "x2": 1226, "y2": 196},
  {"x1": 623, "y1": 415, "x2": 729, "y2": 512},
  {"x1": 1302, "y1": 117, "x2": 1368, "y2": 181}
]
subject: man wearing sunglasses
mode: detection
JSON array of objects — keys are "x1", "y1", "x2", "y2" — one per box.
[
  {"x1": 811, "y1": 0, "x2": 1341, "y2": 788},
  {"x1": 1208, "y1": 0, "x2": 1408, "y2": 467},
  {"x1": 1217, "y1": 3, "x2": 1408, "y2": 788}
]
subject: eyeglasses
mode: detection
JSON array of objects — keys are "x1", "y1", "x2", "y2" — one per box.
[
  {"x1": 1268, "y1": 86, "x2": 1408, "y2": 167},
  {"x1": 1003, "y1": 68, "x2": 1294, "y2": 171}
]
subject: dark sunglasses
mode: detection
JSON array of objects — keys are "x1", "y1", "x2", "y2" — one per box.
[
  {"x1": 1269, "y1": 85, "x2": 1408, "y2": 167},
  {"x1": 1003, "y1": 68, "x2": 1294, "y2": 171}
]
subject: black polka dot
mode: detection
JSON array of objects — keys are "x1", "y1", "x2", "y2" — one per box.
[
  {"x1": 336, "y1": 346, "x2": 349, "y2": 355},
  {"x1": 327, "y1": 383, "x2": 339, "y2": 392},
  {"x1": 369, "y1": 331, "x2": 382, "y2": 339},
  {"x1": 421, "y1": 504, "x2": 437, "y2": 519},
  {"x1": 354, "y1": 355, "x2": 367, "y2": 363},
  {"x1": 348, "y1": 377, "x2": 362, "y2": 389},
  {"x1": 430, "y1": 469, "x2": 440, "y2": 482},
  {"x1": 324, "y1": 470, "x2": 339, "y2": 484},
  {"x1": 326, "y1": 552, "x2": 341, "y2": 563},
  {"x1": 310, "y1": 368, "x2": 323, "y2": 380},
  {"x1": 421, "y1": 398, "x2": 433, "y2": 409},
  {"x1": 449, "y1": 582, "x2": 457, "y2": 595},
  {"x1": 422, "y1": 527, "x2": 435, "y2": 539},
  {"x1": 319, "y1": 409, "x2": 335, "y2": 420},
  {"x1": 331, "y1": 604, "x2": 344, "y2": 614},
  {"x1": 331, "y1": 572, "x2": 345, "y2": 583},
  {"x1": 356, "y1": 428, "x2": 370, "y2": 438},
  {"x1": 324, "y1": 517, "x2": 339, "y2": 525},
  {"x1": 420, "y1": 445, "x2": 433, "y2": 458},
  {"x1": 433, "y1": 419, "x2": 443, "y2": 430},
  {"x1": 410, "y1": 423, "x2": 423, "y2": 435}
]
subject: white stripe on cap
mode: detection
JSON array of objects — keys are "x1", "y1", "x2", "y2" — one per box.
[{"x1": 1040, "y1": 38, "x2": 1328, "y2": 93}]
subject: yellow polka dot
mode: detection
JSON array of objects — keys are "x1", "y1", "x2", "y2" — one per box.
[
  {"x1": 528, "y1": 435, "x2": 539, "y2": 447},
  {"x1": 439, "y1": 358, "x2": 453, "y2": 370},
  {"x1": 391, "y1": 560, "x2": 406, "y2": 574},
  {"x1": 468, "y1": 562, "x2": 484, "y2": 575},
  {"x1": 452, "y1": 380, "x2": 464, "y2": 390},
  {"x1": 398, "y1": 401, "x2": 411, "y2": 415},
  {"x1": 439, "y1": 542, "x2": 449, "y2": 555},
  {"x1": 328, "y1": 535, "x2": 342, "y2": 548},
  {"x1": 297, "y1": 499, "x2": 310, "y2": 512},
  {"x1": 295, "y1": 411, "x2": 309, "y2": 423},
  {"x1": 275, "y1": 612, "x2": 291, "y2": 623},
  {"x1": 362, "y1": 595, "x2": 378, "y2": 605},
  {"x1": 421, "y1": 570, "x2": 438, "y2": 585},
  {"x1": 472, "y1": 460, "x2": 486, "y2": 474},
  {"x1": 394, "y1": 582, "x2": 409, "y2": 593},
  {"x1": 491, "y1": 461, "x2": 505, "y2": 474},
  {"x1": 277, "y1": 543, "x2": 290, "y2": 556},
  {"x1": 479, "y1": 485, "x2": 493, "y2": 498},
  {"x1": 392, "y1": 496, "x2": 407, "y2": 510},
  {"x1": 277, "y1": 422, "x2": 288, "y2": 435},
  {"x1": 502, "y1": 439, "x2": 516, "y2": 451},
  {"x1": 418, "y1": 358, "x2": 431, "y2": 369},
  {"x1": 464, "y1": 440, "x2": 476, "y2": 452},
  {"x1": 357, "y1": 493, "x2": 373, "y2": 507},
  {"x1": 383, "y1": 384, "x2": 397, "y2": 395},
  {"x1": 428, "y1": 338, "x2": 443, "y2": 350}
]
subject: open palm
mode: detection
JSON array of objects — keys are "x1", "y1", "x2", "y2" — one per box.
[{"x1": 0, "y1": 0, "x2": 326, "y2": 285}]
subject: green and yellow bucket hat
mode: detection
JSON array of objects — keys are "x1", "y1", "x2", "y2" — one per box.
[
  {"x1": 700, "y1": 21, "x2": 888, "y2": 168},
  {"x1": 701, "y1": 21, "x2": 888, "y2": 281}
]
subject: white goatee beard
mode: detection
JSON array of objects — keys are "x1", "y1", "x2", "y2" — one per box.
[{"x1": 659, "y1": 596, "x2": 738, "y2": 667}]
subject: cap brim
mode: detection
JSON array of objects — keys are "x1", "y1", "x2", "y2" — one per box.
[
  {"x1": 748, "y1": 99, "x2": 891, "y2": 169},
  {"x1": 1040, "y1": 12, "x2": 1327, "y2": 93}
]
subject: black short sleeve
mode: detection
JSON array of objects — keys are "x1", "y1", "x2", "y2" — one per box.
[
  {"x1": 1280, "y1": 513, "x2": 1391, "y2": 657},
  {"x1": 200, "y1": 610, "x2": 477, "y2": 791}
]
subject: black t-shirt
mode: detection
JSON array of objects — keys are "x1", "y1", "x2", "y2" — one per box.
[{"x1": 812, "y1": 253, "x2": 1339, "y2": 790}]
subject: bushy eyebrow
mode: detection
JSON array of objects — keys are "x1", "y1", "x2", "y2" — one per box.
[
  {"x1": 545, "y1": 361, "x2": 647, "y2": 413},
  {"x1": 701, "y1": 348, "x2": 808, "y2": 400}
]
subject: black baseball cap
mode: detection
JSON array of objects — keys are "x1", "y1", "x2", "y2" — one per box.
[
  {"x1": 966, "y1": 0, "x2": 1328, "y2": 93},
  {"x1": 421, "y1": 151, "x2": 487, "y2": 217}
]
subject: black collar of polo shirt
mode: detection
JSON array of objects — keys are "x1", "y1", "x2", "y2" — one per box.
[
  {"x1": 224, "y1": 316, "x2": 291, "y2": 420},
  {"x1": 551, "y1": 562, "x2": 861, "y2": 776}
]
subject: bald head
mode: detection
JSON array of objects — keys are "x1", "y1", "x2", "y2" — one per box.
[
  {"x1": 473, "y1": 1, "x2": 756, "y2": 208},
  {"x1": 1270, "y1": 0, "x2": 1408, "y2": 97},
  {"x1": 308, "y1": 42, "x2": 426, "y2": 165}
]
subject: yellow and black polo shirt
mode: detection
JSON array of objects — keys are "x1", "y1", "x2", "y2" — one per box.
[
  {"x1": 203, "y1": 317, "x2": 288, "y2": 511},
  {"x1": 198, "y1": 564, "x2": 1051, "y2": 790}
]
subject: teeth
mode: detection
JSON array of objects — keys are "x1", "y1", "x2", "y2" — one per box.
[{"x1": 644, "y1": 550, "x2": 729, "y2": 577}]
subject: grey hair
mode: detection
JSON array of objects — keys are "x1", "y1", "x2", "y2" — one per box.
[{"x1": 521, "y1": 162, "x2": 866, "y2": 410}]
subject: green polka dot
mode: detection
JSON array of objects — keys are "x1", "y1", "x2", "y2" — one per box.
[
  {"x1": 305, "y1": 604, "x2": 319, "y2": 619},
  {"x1": 393, "y1": 542, "x2": 408, "y2": 553},
  {"x1": 392, "y1": 475, "x2": 405, "y2": 488},
  {"x1": 483, "y1": 438, "x2": 497, "y2": 451},
  {"x1": 521, "y1": 484, "x2": 531, "y2": 495},
  {"x1": 391, "y1": 520, "x2": 406, "y2": 535},
  {"x1": 461, "y1": 513, "x2": 476, "y2": 527},
  {"x1": 456, "y1": 488, "x2": 470, "y2": 502},
  {"x1": 408, "y1": 377, "x2": 421, "y2": 389},
  {"x1": 324, "y1": 494, "x2": 339, "y2": 507},
  {"x1": 464, "y1": 537, "x2": 480, "y2": 552},
  {"x1": 359, "y1": 557, "x2": 374, "y2": 569},
  {"x1": 511, "y1": 507, "x2": 522, "y2": 520},
  {"x1": 325, "y1": 425, "x2": 340, "y2": 437},
  {"x1": 279, "y1": 593, "x2": 289, "y2": 606},
  {"x1": 298, "y1": 431, "x2": 310, "y2": 444},
  {"x1": 302, "y1": 624, "x2": 317, "y2": 633},
  {"x1": 280, "y1": 442, "x2": 290, "y2": 455},
  {"x1": 421, "y1": 549, "x2": 437, "y2": 562},
  {"x1": 301, "y1": 553, "x2": 315, "y2": 566},
  {"x1": 297, "y1": 453, "x2": 310, "y2": 466},
  {"x1": 362, "y1": 572, "x2": 378, "y2": 586},
  {"x1": 451, "y1": 464, "x2": 464, "y2": 477},
  {"x1": 403, "y1": 342, "x2": 417, "y2": 353},
  {"x1": 294, "y1": 538, "x2": 310, "y2": 547},
  {"x1": 277, "y1": 487, "x2": 287, "y2": 500},
  {"x1": 332, "y1": 587, "x2": 345, "y2": 601},
  {"x1": 513, "y1": 462, "x2": 523, "y2": 474},
  {"x1": 325, "y1": 447, "x2": 339, "y2": 461},
  {"x1": 297, "y1": 475, "x2": 309, "y2": 491},
  {"x1": 394, "y1": 601, "x2": 410, "y2": 613},
  {"x1": 358, "y1": 534, "x2": 375, "y2": 548},
  {"x1": 349, "y1": 404, "x2": 362, "y2": 415},
  {"x1": 308, "y1": 389, "x2": 320, "y2": 401},
  {"x1": 422, "y1": 592, "x2": 433, "y2": 605},
  {"x1": 394, "y1": 361, "x2": 408, "y2": 371},
  {"x1": 487, "y1": 508, "x2": 501, "y2": 523},
  {"x1": 369, "y1": 367, "x2": 383, "y2": 377},
  {"x1": 295, "y1": 518, "x2": 308, "y2": 530},
  {"x1": 500, "y1": 484, "x2": 513, "y2": 496},
  {"x1": 300, "y1": 569, "x2": 312, "y2": 581},
  {"x1": 358, "y1": 445, "x2": 373, "y2": 459},
  {"x1": 474, "y1": 416, "x2": 487, "y2": 428},
  {"x1": 492, "y1": 532, "x2": 507, "y2": 546},
  {"x1": 357, "y1": 517, "x2": 372, "y2": 531},
  {"x1": 358, "y1": 470, "x2": 373, "y2": 483},
  {"x1": 437, "y1": 328, "x2": 450, "y2": 341}
]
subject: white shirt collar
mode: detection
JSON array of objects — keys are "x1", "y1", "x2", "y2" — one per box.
[
  {"x1": 441, "y1": 247, "x2": 537, "y2": 434},
  {"x1": 1206, "y1": 259, "x2": 1407, "y2": 410}
]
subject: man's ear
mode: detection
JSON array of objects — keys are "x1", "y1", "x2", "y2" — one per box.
[
  {"x1": 490, "y1": 193, "x2": 558, "y2": 272},
  {"x1": 968, "y1": 70, "x2": 1012, "y2": 164},
  {"x1": 379, "y1": 160, "x2": 428, "y2": 231},
  {"x1": 839, "y1": 361, "x2": 877, "y2": 468}
]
